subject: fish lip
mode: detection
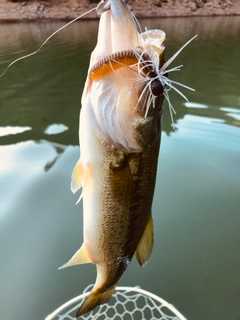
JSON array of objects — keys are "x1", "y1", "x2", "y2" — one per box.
[
  {"x1": 96, "y1": 0, "x2": 111, "y2": 14},
  {"x1": 97, "y1": 0, "x2": 129, "y2": 14}
]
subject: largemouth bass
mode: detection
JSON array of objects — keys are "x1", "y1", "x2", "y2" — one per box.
[{"x1": 60, "y1": 0, "x2": 169, "y2": 317}]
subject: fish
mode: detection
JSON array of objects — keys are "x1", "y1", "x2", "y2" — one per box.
[
  {"x1": 59, "y1": 0, "x2": 193, "y2": 317},
  {"x1": 0, "y1": 1, "x2": 194, "y2": 317}
]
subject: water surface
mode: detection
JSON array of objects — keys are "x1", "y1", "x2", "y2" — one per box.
[{"x1": 0, "y1": 16, "x2": 240, "y2": 320}]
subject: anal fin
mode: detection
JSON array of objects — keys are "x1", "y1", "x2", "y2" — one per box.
[
  {"x1": 58, "y1": 244, "x2": 92, "y2": 269},
  {"x1": 136, "y1": 213, "x2": 154, "y2": 267}
]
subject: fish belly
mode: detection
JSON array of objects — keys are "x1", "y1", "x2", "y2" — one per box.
[{"x1": 81, "y1": 94, "x2": 162, "y2": 286}]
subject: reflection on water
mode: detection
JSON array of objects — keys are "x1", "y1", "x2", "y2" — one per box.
[
  {"x1": 43, "y1": 141, "x2": 67, "y2": 172},
  {"x1": 0, "y1": 125, "x2": 32, "y2": 137},
  {"x1": 0, "y1": 16, "x2": 240, "y2": 320}
]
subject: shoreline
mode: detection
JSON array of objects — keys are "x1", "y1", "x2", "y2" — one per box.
[{"x1": 0, "y1": 0, "x2": 239, "y2": 22}]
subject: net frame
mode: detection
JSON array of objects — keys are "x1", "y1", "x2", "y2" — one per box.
[{"x1": 45, "y1": 285, "x2": 187, "y2": 320}]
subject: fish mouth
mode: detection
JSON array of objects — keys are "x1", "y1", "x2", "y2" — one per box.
[
  {"x1": 97, "y1": 0, "x2": 130, "y2": 14},
  {"x1": 85, "y1": 0, "x2": 168, "y2": 151},
  {"x1": 88, "y1": 48, "x2": 167, "y2": 99}
]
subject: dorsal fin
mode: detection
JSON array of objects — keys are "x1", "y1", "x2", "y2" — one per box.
[
  {"x1": 58, "y1": 244, "x2": 92, "y2": 269},
  {"x1": 136, "y1": 213, "x2": 154, "y2": 267}
]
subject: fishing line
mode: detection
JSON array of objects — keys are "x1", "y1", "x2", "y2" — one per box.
[
  {"x1": 0, "y1": 5, "x2": 98, "y2": 78},
  {"x1": 130, "y1": 10, "x2": 142, "y2": 34},
  {"x1": 160, "y1": 35, "x2": 197, "y2": 72}
]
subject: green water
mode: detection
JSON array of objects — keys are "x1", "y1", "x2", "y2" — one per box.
[{"x1": 0, "y1": 16, "x2": 239, "y2": 320}]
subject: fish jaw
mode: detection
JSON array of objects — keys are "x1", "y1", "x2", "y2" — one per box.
[
  {"x1": 82, "y1": 4, "x2": 166, "y2": 151},
  {"x1": 109, "y1": 0, "x2": 140, "y2": 52},
  {"x1": 89, "y1": 0, "x2": 140, "y2": 69},
  {"x1": 82, "y1": 0, "x2": 143, "y2": 145}
]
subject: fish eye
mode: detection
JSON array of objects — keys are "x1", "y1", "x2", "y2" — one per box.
[{"x1": 150, "y1": 78, "x2": 164, "y2": 97}]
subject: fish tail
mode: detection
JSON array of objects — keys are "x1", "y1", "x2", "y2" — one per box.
[{"x1": 76, "y1": 285, "x2": 117, "y2": 318}]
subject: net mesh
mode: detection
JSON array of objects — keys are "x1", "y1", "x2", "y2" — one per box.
[{"x1": 45, "y1": 285, "x2": 187, "y2": 320}]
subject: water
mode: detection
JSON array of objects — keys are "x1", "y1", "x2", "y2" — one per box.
[{"x1": 0, "y1": 16, "x2": 239, "y2": 320}]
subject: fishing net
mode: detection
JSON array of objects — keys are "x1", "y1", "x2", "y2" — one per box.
[{"x1": 45, "y1": 285, "x2": 187, "y2": 320}]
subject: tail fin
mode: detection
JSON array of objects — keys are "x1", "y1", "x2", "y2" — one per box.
[{"x1": 76, "y1": 285, "x2": 117, "y2": 318}]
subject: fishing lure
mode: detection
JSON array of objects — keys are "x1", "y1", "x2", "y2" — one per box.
[{"x1": 89, "y1": 49, "x2": 165, "y2": 97}]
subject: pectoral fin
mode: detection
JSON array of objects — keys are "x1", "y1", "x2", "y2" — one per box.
[
  {"x1": 136, "y1": 213, "x2": 154, "y2": 267},
  {"x1": 58, "y1": 244, "x2": 92, "y2": 269},
  {"x1": 71, "y1": 160, "x2": 93, "y2": 204},
  {"x1": 71, "y1": 159, "x2": 84, "y2": 194}
]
